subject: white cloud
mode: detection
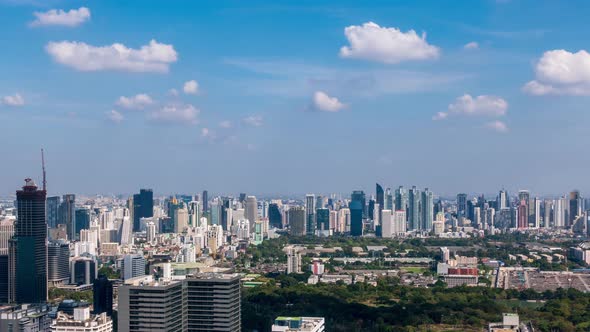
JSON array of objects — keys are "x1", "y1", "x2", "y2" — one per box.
[
  {"x1": 149, "y1": 104, "x2": 199, "y2": 124},
  {"x1": 106, "y1": 110, "x2": 123, "y2": 123},
  {"x1": 312, "y1": 91, "x2": 346, "y2": 112},
  {"x1": 485, "y1": 120, "x2": 508, "y2": 133},
  {"x1": 183, "y1": 80, "x2": 199, "y2": 95},
  {"x1": 30, "y1": 7, "x2": 90, "y2": 27},
  {"x1": 340, "y1": 22, "x2": 439, "y2": 64},
  {"x1": 242, "y1": 115, "x2": 263, "y2": 127},
  {"x1": 523, "y1": 50, "x2": 590, "y2": 95},
  {"x1": 447, "y1": 94, "x2": 508, "y2": 116},
  {"x1": 116, "y1": 93, "x2": 154, "y2": 110},
  {"x1": 45, "y1": 39, "x2": 177, "y2": 73},
  {"x1": 432, "y1": 112, "x2": 448, "y2": 121},
  {"x1": 168, "y1": 88, "x2": 179, "y2": 97},
  {"x1": 219, "y1": 120, "x2": 232, "y2": 128},
  {"x1": 463, "y1": 41, "x2": 479, "y2": 50},
  {"x1": 201, "y1": 127, "x2": 211, "y2": 137},
  {"x1": 1, "y1": 93, "x2": 25, "y2": 106}
]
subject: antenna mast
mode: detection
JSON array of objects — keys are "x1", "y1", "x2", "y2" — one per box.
[{"x1": 41, "y1": 148, "x2": 46, "y2": 192}]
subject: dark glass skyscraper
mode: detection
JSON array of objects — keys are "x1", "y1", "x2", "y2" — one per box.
[
  {"x1": 93, "y1": 275, "x2": 113, "y2": 316},
  {"x1": 59, "y1": 194, "x2": 76, "y2": 241},
  {"x1": 46, "y1": 196, "x2": 60, "y2": 229},
  {"x1": 75, "y1": 208, "x2": 91, "y2": 240},
  {"x1": 9, "y1": 178, "x2": 47, "y2": 304},
  {"x1": 351, "y1": 190, "x2": 366, "y2": 219},
  {"x1": 202, "y1": 190, "x2": 209, "y2": 213},
  {"x1": 268, "y1": 203, "x2": 282, "y2": 229},
  {"x1": 376, "y1": 183, "x2": 384, "y2": 213},
  {"x1": 350, "y1": 200, "x2": 363, "y2": 236},
  {"x1": 316, "y1": 208, "x2": 330, "y2": 232},
  {"x1": 132, "y1": 189, "x2": 153, "y2": 232}
]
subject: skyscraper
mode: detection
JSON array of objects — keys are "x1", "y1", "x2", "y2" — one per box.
[
  {"x1": 46, "y1": 196, "x2": 60, "y2": 229},
  {"x1": 268, "y1": 203, "x2": 282, "y2": 229},
  {"x1": 47, "y1": 240, "x2": 70, "y2": 286},
  {"x1": 133, "y1": 189, "x2": 153, "y2": 232},
  {"x1": 376, "y1": 183, "x2": 384, "y2": 215},
  {"x1": 518, "y1": 200, "x2": 528, "y2": 229},
  {"x1": 288, "y1": 207, "x2": 305, "y2": 236},
  {"x1": 93, "y1": 275, "x2": 113, "y2": 316},
  {"x1": 569, "y1": 190, "x2": 583, "y2": 226},
  {"x1": 75, "y1": 208, "x2": 91, "y2": 240},
  {"x1": 456, "y1": 193, "x2": 467, "y2": 216},
  {"x1": 316, "y1": 208, "x2": 330, "y2": 233},
  {"x1": 408, "y1": 186, "x2": 421, "y2": 231},
  {"x1": 185, "y1": 274, "x2": 241, "y2": 331},
  {"x1": 421, "y1": 188, "x2": 434, "y2": 231},
  {"x1": 245, "y1": 196, "x2": 258, "y2": 233},
  {"x1": 349, "y1": 199, "x2": 363, "y2": 236},
  {"x1": 395, "y1": 186, "x2": 407, "y2": 216},
  {"x1": 60, "y1": 194, "x2": 76, "y2": 241},
  {"x1": 305, "y1": 194, "x2": 316, "y2": 236},
  {"x1": 497, "y1": 190, "x2": 508, "y2": 210},
  {"x1": 384, "y1": 188, "x2": 394, "y2": 211},
  {"x1": 9, "y1": 178, "x2": 48, "y2": 304},
  {"x1": 351, "y1": 190, "x2": 366, "y2": 219},
  {"x1": 202, "y1": 190, "x2": 209, "y2": 213}
]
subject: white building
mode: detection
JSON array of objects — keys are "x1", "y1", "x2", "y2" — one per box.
[
  {"x1": 272, "y1": 317, "x2": 325, "y2": 332},
  {"x1": 286, "y1": 246, "x2": 302, "y2": 274},
  {"x1": 51, "y1": 307, "x2": 113, "y2": 332}
]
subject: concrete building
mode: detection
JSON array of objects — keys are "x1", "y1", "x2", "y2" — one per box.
[
  {"x1": 272, "y1": 317, "x2": 325, "y2": 332},
  {"x1": 0, "y1": 304, "x2": 51, "y2": 332},
  {"x1": 121, "y1": 254, "x2": 145, "y2": 280},
  {"x1": 51, "y1": 307, "x2": 113, "y2": 332},
  {"x1": 286, "y1": 246, "x2": 302, "y2": 274}
]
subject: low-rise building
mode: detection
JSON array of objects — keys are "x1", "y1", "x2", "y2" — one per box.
[
  {"x1": 272, "y1": 316, "x2": 325, "y2": 332},
  {"x1": 51, "y1": 307, "x2": 113, "y2": 332}
]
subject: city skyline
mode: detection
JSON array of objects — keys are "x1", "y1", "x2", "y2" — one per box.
[{"x1": 2, "y1": 1, "x2": 590, "y2": 195}]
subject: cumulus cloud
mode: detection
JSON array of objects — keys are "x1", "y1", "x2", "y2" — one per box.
[
  {"x1": 432, "y1": 112, "x2": 448, "y2": 121},
  {"x1": 1, "y1": 93, "x2": 25, "y2": 106},
  {"x1": 106, "y1": 110, "x2": 124, "y2": 123},
  {"x1": 219, "y1": 120, "x2": 232, "y2": 128},
  {"x1": 242, "y1": 115, "x2": 263, "y2": 127},
  {"x1": 149, "y1": 104, "x2": 199, "y2": 124},
  {"x1": 116, "y1": 94, "x2": 154, "y2": 110},
  {"x1": 312, "y1": 91, "x2": 346, "y2": 112},
  {"x1": 485, "y1": 120, "x2": 508, "y2": 133},
  {"x1": 340, "y1": 22, "x2": 439, "y2": 64},
  {"x1": 523, "y1": 49, "x2": 590, "y2": 95},
  {"x1": 183, "y1": 80, "x2": 199, "y2": 95},
  {"x1": 463, "y1": 41, "x2": 479, "y2": 50},
  {"x1": 30, "y1": 7, "x2": 90, "y2": 27},
  {"x1": 447, "y1": 94, "x2": 508, "y2": 117},
  {"x1": 45, "y1": 39, "x2": 177, "y2": 73}
]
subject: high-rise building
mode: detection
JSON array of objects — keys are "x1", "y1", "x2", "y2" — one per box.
[
  {"x1": 9, "y1": 178, "x2": 48, "y2": 304},
  {"x1": 384, "y1": 188, "x2": 394, "y2": 211},
  {"x1": 497, "y1": 190, "x2": 508, "y2": 210},
  {"x1": 421, "y1": 188, "x2": 434, "y2": 231},
  {"x1": 93, "y1": 275, "x2": 113, "y2": 316},
  {"x1": 570, "y1": 190, "x2": 583, "y2": 226},
  {"x1": 268, "y1": 203, "x2": 282, "y2": 229},
  {"x1": 288, "y1": 207, "x2": 305, "y2": 236},
  {"x1": 351, "y1": 190, "x2": 366, "y2": 219},
  {"x1": 0, "y1": 219, "x2": 14, "y2": 254},
  {"x1": 133, "y1": 189, "x2": 153, "y2": 232},
  {"x1": 185, "y1": 274, "x2": 241, "y2": 332},
  {"x1": 70, "y1": 258, "x2": 97, "y2": 285},
  {"x1": 75, "y1": 208, "x2": 91, "y2": 240},
  {"x1": 0, "y1": 254, "x2": 8, "y2": 303},
  {"x1": 0, "y1": 304, "x2": 51, "y2": 331},
  {"x1": 46, "y1": 196, "x2": 61, "y2": 229},
  {"x1": 118, "y1": 276, "x2": 187, "y2": 332},
  {"x1": 245, "y1": 196, "x2": 258, "y2": 233},
  {"x1": 174, "y1": 204, "x2": 189, "y2": 233},
  {"x1": 305, "y1": 194, "x2": 316, "y2": 236},
  {"x1": 202, "y1": 190, "x2": 209, "y2": 213},
  {"x1": 381, "y1": 209, "x2": 393, "y2": 238},
  {"x1": 349, "y1": 199, "x2": 363, "y2": 236},
  {"x1": 121, "y1": 254, "x2": 145, "y2": 280},
  {"x1": 376, "y1": 183, "x2": 384, "y2": 215},
  {"x1": 51, "y1": 307, "x2": 113, "y2": 332},
  {"x1": 554, "y1": 197, "x2": 566, "y2": 228},
  {"x1": 395, "y1": 187, "x2": 408, "y2": 216},
  {"x1": 518, "y1": 200, "x2": 528, "y2": 229},
  {"x1": 316, "y1": 208, "x2": 330, "y2": 234},
  {"x1": 456, "y1": 193, "x2": 467, "y2": 216},
  {"x1": 286, "y1": 246, "x2": 302, "y2": 274},
  {"x1": 48, "y1": 240, "x2": 70, "y2": 286},
  {"x1": 408, "y1": 186, "x2": 421, "y2": 231},
  {"x1": 60, "y1": 194, "x2": 76, "y2": 241}
]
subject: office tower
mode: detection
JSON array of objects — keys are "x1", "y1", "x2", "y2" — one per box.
[
  {"x1": 0, "y1": 254, "x2": 7, "y2": 303},
  {"x1": 569, "y1": 190, "x2": 583, "y2": 226},
  {"x1": 188, "y1": 201, "x2": 202, "y2": 227},
  {"x1": 132, "y1": 189, "x2": 153, "y2": 232},
  {"x1": 93, "y1": 275, "x2": 113, "y2": 316},
  {"x1": 75, "y1": 208, "x2": 91, "y2": 240},
  {"x1": 349, "y1": 200, "x2": 363, "y2": 236},
  {"x1": 286, "y1": 246, "x2": 302, "y2": 274},
  {"x1": 381, "y1": 210, "x2": 393, "y2": 238},
  {"x1": 221, "y1": 197, "x2": 232, "y2": 231},
  {"x1": 174, "y1": 204, "x2": 189, "y2": 233},
  {"x1": 485, "y1": 208, "x2": 495, "y2": 231},
  {"x1": 473, "y1": 207, "x2": 481, "y2": 228},
  {"x1": 384, "y1": 188, "x2": 394, "y2": 211},
  {"x1": 395, "y1": 187, "x2": 408, "y2": 216},
  {"x1": 60, "y1": 194, "x2": 76, "y2": 241},
  {"x1": 337, "y1": 208, "x2": 350, "y2": 233},
  {"x1": 71, "y1": 258, "x2": 97, "y2": 285},
  {"x1": 456, "y1": 193, "x2": 467, "y2": 216},
  {"x1": 315, "y1": 195, "x2": 323, "y2": 210},
  {"x1": 421, "y1": 188, "x2": 434, "y2": 231},
  {"x1": 118, "y1": 276, "x2": 187, "y2": 332},
  {"x1": 497, "y1": 190, "x2": 508, "y2": 210},
  {"x1": 288, "y1": 207, "x2": 305, "y2": 236},
  {"x1": 209, "y1": 199, "x2": 221, "y2": 226},
  {"x1": 202, "y1": 190, "x2": 209, "y2": 213},
  {"x1": 543, "y1": 200, "x2": 553, "y2": 228},
  {"x1": 305, "y1": 194, "x2": 316, "y2": 236},
  {"x1": 245, "y1": 196, "x2": 258, "y2": 233},
  {"x1": 316, "y1": 208, "x2": 330, "y2": 233},
  {"x1": 268, "y1": 203, "x2": 282, "y2": 229},
  {"x1": 47, "y1": 196, "x2": 60, "y2": 228},
  {"x1": 122, "y1": 254, "x2": 146, "y2": 280},
  {"x1": 518, "y1": 190, "x2": 530, "y2": 220},
  {"x1": 9, "y1": 178, "x2": 47, "y2": 304},
  {"x1": 408, "y1": 186, "x2": 421, "y2": 231},
  {"x1": 518, "y1": 200, "x2": 528, "y2": 229},
  {"x1": 48, "y1": 240, "x2": 70, "y2": 286},
  {"x1": 185, "y1": 274, "x2": 241, "y2": 331},
  {"x1": 0, "y1": 219, "x2": 14, "y2": 253},
  {"x1": 434, "y1": 200, "x2": 443, "y2": 216},
  {"x1": 532, "y1": 198, "x2": 541, "y2": 228},
  {"x1": 368, "y1": 199, "x2": 375, "y2": 222},
  {"x1": 272, "y1": 317, "x2": 325, "y2": 332},
  {"x1": 239, "y1": 193, "x2": 247, "y2": 203},
  {"x1": 376, "y1": 183, "x2": 384, "y2": 214},
  {"x1": 351, "y1": 190, "x2": 367, "y2": 219},
  {"x1": 554, "y1": 198, "x2": 566, "y2": 228}
]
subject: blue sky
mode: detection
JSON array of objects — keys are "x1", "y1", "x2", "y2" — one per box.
[{"x1": 1, "y1": 0, "x2": 589, "y2": 197}]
